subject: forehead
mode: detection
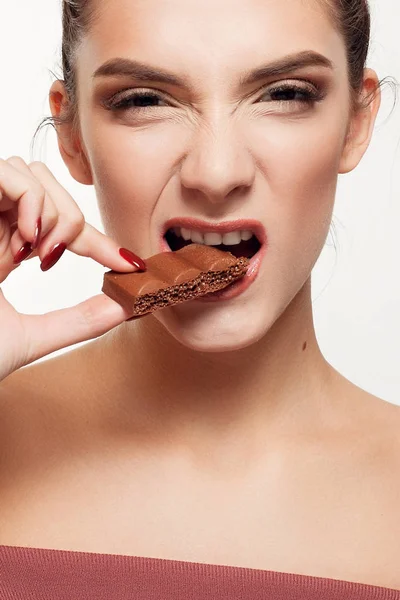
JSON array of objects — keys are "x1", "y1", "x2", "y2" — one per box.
[{"x1": 80, "y1": 0, "x2": 345, "y2": 78}]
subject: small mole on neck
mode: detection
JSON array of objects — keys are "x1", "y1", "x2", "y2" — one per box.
[{"x1": 302, "y1": 342, "x2": 307, "y2": 351}]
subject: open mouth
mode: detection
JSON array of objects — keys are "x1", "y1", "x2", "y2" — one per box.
[{"x1": 164, "y1": 227, "x2": 262, "y2": 259}]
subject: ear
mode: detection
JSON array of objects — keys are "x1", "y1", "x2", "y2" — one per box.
[
  {"x1": 339, "y1": 69, "x2": 381, "y2": 174},
  {"x1": 49, "y1": 80, "x2": 93, "y2": 185}
]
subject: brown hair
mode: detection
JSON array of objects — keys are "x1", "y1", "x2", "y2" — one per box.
[
  {"x1": 33, "y1": 0, "x2": 385, "y2": 145},
  {"x1": 325, "y1": 0, "x2": 371, "y2": 87},
  {"x1": 58, "y1": 0, "x2": 98, "y2": 136}
]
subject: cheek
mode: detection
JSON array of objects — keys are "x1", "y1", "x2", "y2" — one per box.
[
  {"x1": 83, "y1": 120, "x2": 185, "y2": 244},
  {"x1": 249, "y1": 110, "x2": 348, "y2": 254},
  {"x1": 251, "y1": 107, "x2": 347, "y2": 191}
]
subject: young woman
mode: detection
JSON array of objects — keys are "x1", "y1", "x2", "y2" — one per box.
[{"x1": 1, "y1": 0, "x2": 399, "y2": 597}]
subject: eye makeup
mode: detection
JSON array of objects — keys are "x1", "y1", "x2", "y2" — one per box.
[{"x1": 101, "y1": 77, "x2": 327, "y2": 117}]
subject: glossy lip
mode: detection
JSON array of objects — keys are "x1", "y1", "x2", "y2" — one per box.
[
  {"x1": 159, "y1": 217, "x2": 268, "y2": 303},
  {"x1": 198, "y1": 241, "x2": 267, "y2": 302}
]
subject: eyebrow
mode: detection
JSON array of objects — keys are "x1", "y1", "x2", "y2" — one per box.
[{"x1": 92, "y1": 50, "x2": 334, "y2": 88}]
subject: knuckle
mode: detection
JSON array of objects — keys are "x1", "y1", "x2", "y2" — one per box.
[
  {"x1": 28, "y1": 182, "x2": 46, "y2": 202},
  {"x1": 59, "y1": 211, "x2": 85, "y2": 231},
  {"x1": 72, "y1": 212, "x2": 85, "y2": 230},
  {"x1": 77, "y1": 299, "x2": 108, "y2": 337},
  {"x1": 29, "y1": 161, "x2": 47, "y2": 174},
  {"x1": 78, "y1": 301, "x2": 96, "y2": 330},
  {"x1": 7, "y1": 155, "x2": 25, "y2": 165}
]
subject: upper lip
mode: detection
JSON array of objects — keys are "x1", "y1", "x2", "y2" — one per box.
[{"x1": 162, "y1": 218, "x2": 267, "y2": 244}]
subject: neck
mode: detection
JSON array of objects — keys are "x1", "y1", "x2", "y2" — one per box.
[{"x1": 95, "y1": 277, "x2": 338, "y2": 457}]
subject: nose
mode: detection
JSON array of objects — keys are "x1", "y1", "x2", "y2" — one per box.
[{"x1": 179, "y1": 116, "x2": 256, "y2": 206}]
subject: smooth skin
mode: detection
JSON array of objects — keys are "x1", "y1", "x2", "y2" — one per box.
[{"x1": 1, "y1": 0, "x2": 400, "y2": 590}]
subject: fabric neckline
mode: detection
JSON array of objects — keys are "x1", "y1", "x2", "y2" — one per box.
[{"x1": 1, "y1": 543, "x2": 399, "y2": 596}]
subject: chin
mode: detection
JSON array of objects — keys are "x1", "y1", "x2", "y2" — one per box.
[
  {"x1": 153, "y1": 300, "x2": 270, "y2": 353},
  {"x1": 149, "y1": 265, "x2": 313, "y2": 353}
]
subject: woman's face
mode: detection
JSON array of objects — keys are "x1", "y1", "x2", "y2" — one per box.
[{"x1": 74, "y1": 0, "x2": 353, "y2": 351}]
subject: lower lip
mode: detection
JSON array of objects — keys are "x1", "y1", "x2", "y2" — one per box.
[
  {"x1": 160, "y1": 236, "x2": 267, "y2": 303},
  {"x1": 196, "y1": 246, "x2": 265, "y2": 302}
]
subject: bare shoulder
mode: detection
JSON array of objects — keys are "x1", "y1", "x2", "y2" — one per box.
[
  {"x1": 369, "y1": 394, "x2": 400, "y2": 462},
  {"x1": 0, "y1": 336, "x2": 105, "y2": 409},
  {"x1": 359, "y1": 389, "x2": 400, "y2": 441},
  {"x1": 0, "y1": 343, "x2": 101, "y2": 462},
  {"x1": 0, "y1": 347, "x2": 82, "y2": 411},
  {"x1": 338, "y1": 374, "x2": 400, "y2": 466}
]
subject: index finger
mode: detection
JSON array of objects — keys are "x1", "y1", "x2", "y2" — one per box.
[
  {"x1": 27, "y1": 162, "x2": 146, "y2": 273},
  {"x1": 68, "y1": 222, "x2": 147, "y2": 272}
]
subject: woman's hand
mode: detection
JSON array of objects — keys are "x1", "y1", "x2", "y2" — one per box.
[{"x1": 0, "y1": 156, "x2": 145, "y2": 382}]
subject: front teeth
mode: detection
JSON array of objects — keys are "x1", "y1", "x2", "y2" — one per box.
[
  {"x1": 222, "y1": 231, "x2": 242, "y2": 245},
  {"x1": 174, "y1": 228, "x2": 253, "y2": 246},
  {"x1": 191, "y1": 230, "x2": 204, "y2": 244},
  {"x1": 204, "y1": 232, "x2": 223, "y2": 245}
]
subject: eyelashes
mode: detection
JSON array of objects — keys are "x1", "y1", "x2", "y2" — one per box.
[
  {"x1": 107, "y1": 90, "x2": 168, "y2": 111},
  {"x1": 104, "y1": 80, "x2": 326, "y2": 115},
  {"x1": 109, "y1": 90, "x2": 168, "y2": 111},
  {"x1": 260, "y1": 82, "x2": 324, "y2": 105}
]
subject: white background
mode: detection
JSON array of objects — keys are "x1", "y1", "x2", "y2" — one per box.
[{"x1": 0, "y1": 0, "x2": 399, "y2": 405}]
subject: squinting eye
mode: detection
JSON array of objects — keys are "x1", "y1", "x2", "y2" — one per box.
[
  {"x1": 258, "y1": 83, "x2": 324, "y2": 106},
  {"x1": 103, "y1": 81, "x2": 326, "y2": 114},
  {"x1": 106, "y1": 90, "x2": 169, "y2": 111}
]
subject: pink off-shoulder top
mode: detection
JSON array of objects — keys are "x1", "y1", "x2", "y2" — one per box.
[{"x1": 1, "y1": 545, "x2": 400, "y2": 599}]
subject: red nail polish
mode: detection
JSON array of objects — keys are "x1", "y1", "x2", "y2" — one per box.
[
  {"x1": 40, "y1": 242, "x2": 67, "y2": 272},
  {"x1": 13, "y1": 242, "x2": 33, "y2": 264},
  {"x1": 119, "y1": 248, "x2": 146, "y2": 271},
  {"x1": 32, "y1": 217, "x2": 42, "y2": 250}
]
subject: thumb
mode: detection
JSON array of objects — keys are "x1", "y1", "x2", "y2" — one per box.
[{"x1": 21, "y1": 294, "x2": 132, "y2": 364}]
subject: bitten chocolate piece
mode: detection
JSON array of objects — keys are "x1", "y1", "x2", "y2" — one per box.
[{"x1": 102, "y1": 243, "x2": 249, "y2": 318}]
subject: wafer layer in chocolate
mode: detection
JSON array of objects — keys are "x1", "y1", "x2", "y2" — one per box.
[{"x1": 102, "y1": 243, "x2": 250, "y2": 318}]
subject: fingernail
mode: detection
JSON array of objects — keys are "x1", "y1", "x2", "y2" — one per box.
[
  {"x1": 119, "y1": 248, "x2": 147, "y2": 271},
  {"x1": 13, "y1": 242, "x2": 33, "y2": 264},
  {"x1": 40, "y1": 242, "x2": 67, "y2": 272},
  {"x1": 32, "y1": 217, "x2": 42, "y2": 250}
]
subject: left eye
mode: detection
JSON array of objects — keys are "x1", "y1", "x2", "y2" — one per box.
[{"x1": 260, "y1": 84, "x2": 322, "y2": 104}]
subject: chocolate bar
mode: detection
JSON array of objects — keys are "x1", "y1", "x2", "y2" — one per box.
[{"x1": 102, "y1": 243, "x2": 249, "y2": 317}]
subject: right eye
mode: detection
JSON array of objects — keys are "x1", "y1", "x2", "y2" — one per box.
[{"x1": 105, "y1": 89, "x2": 170, "y2": 112}]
